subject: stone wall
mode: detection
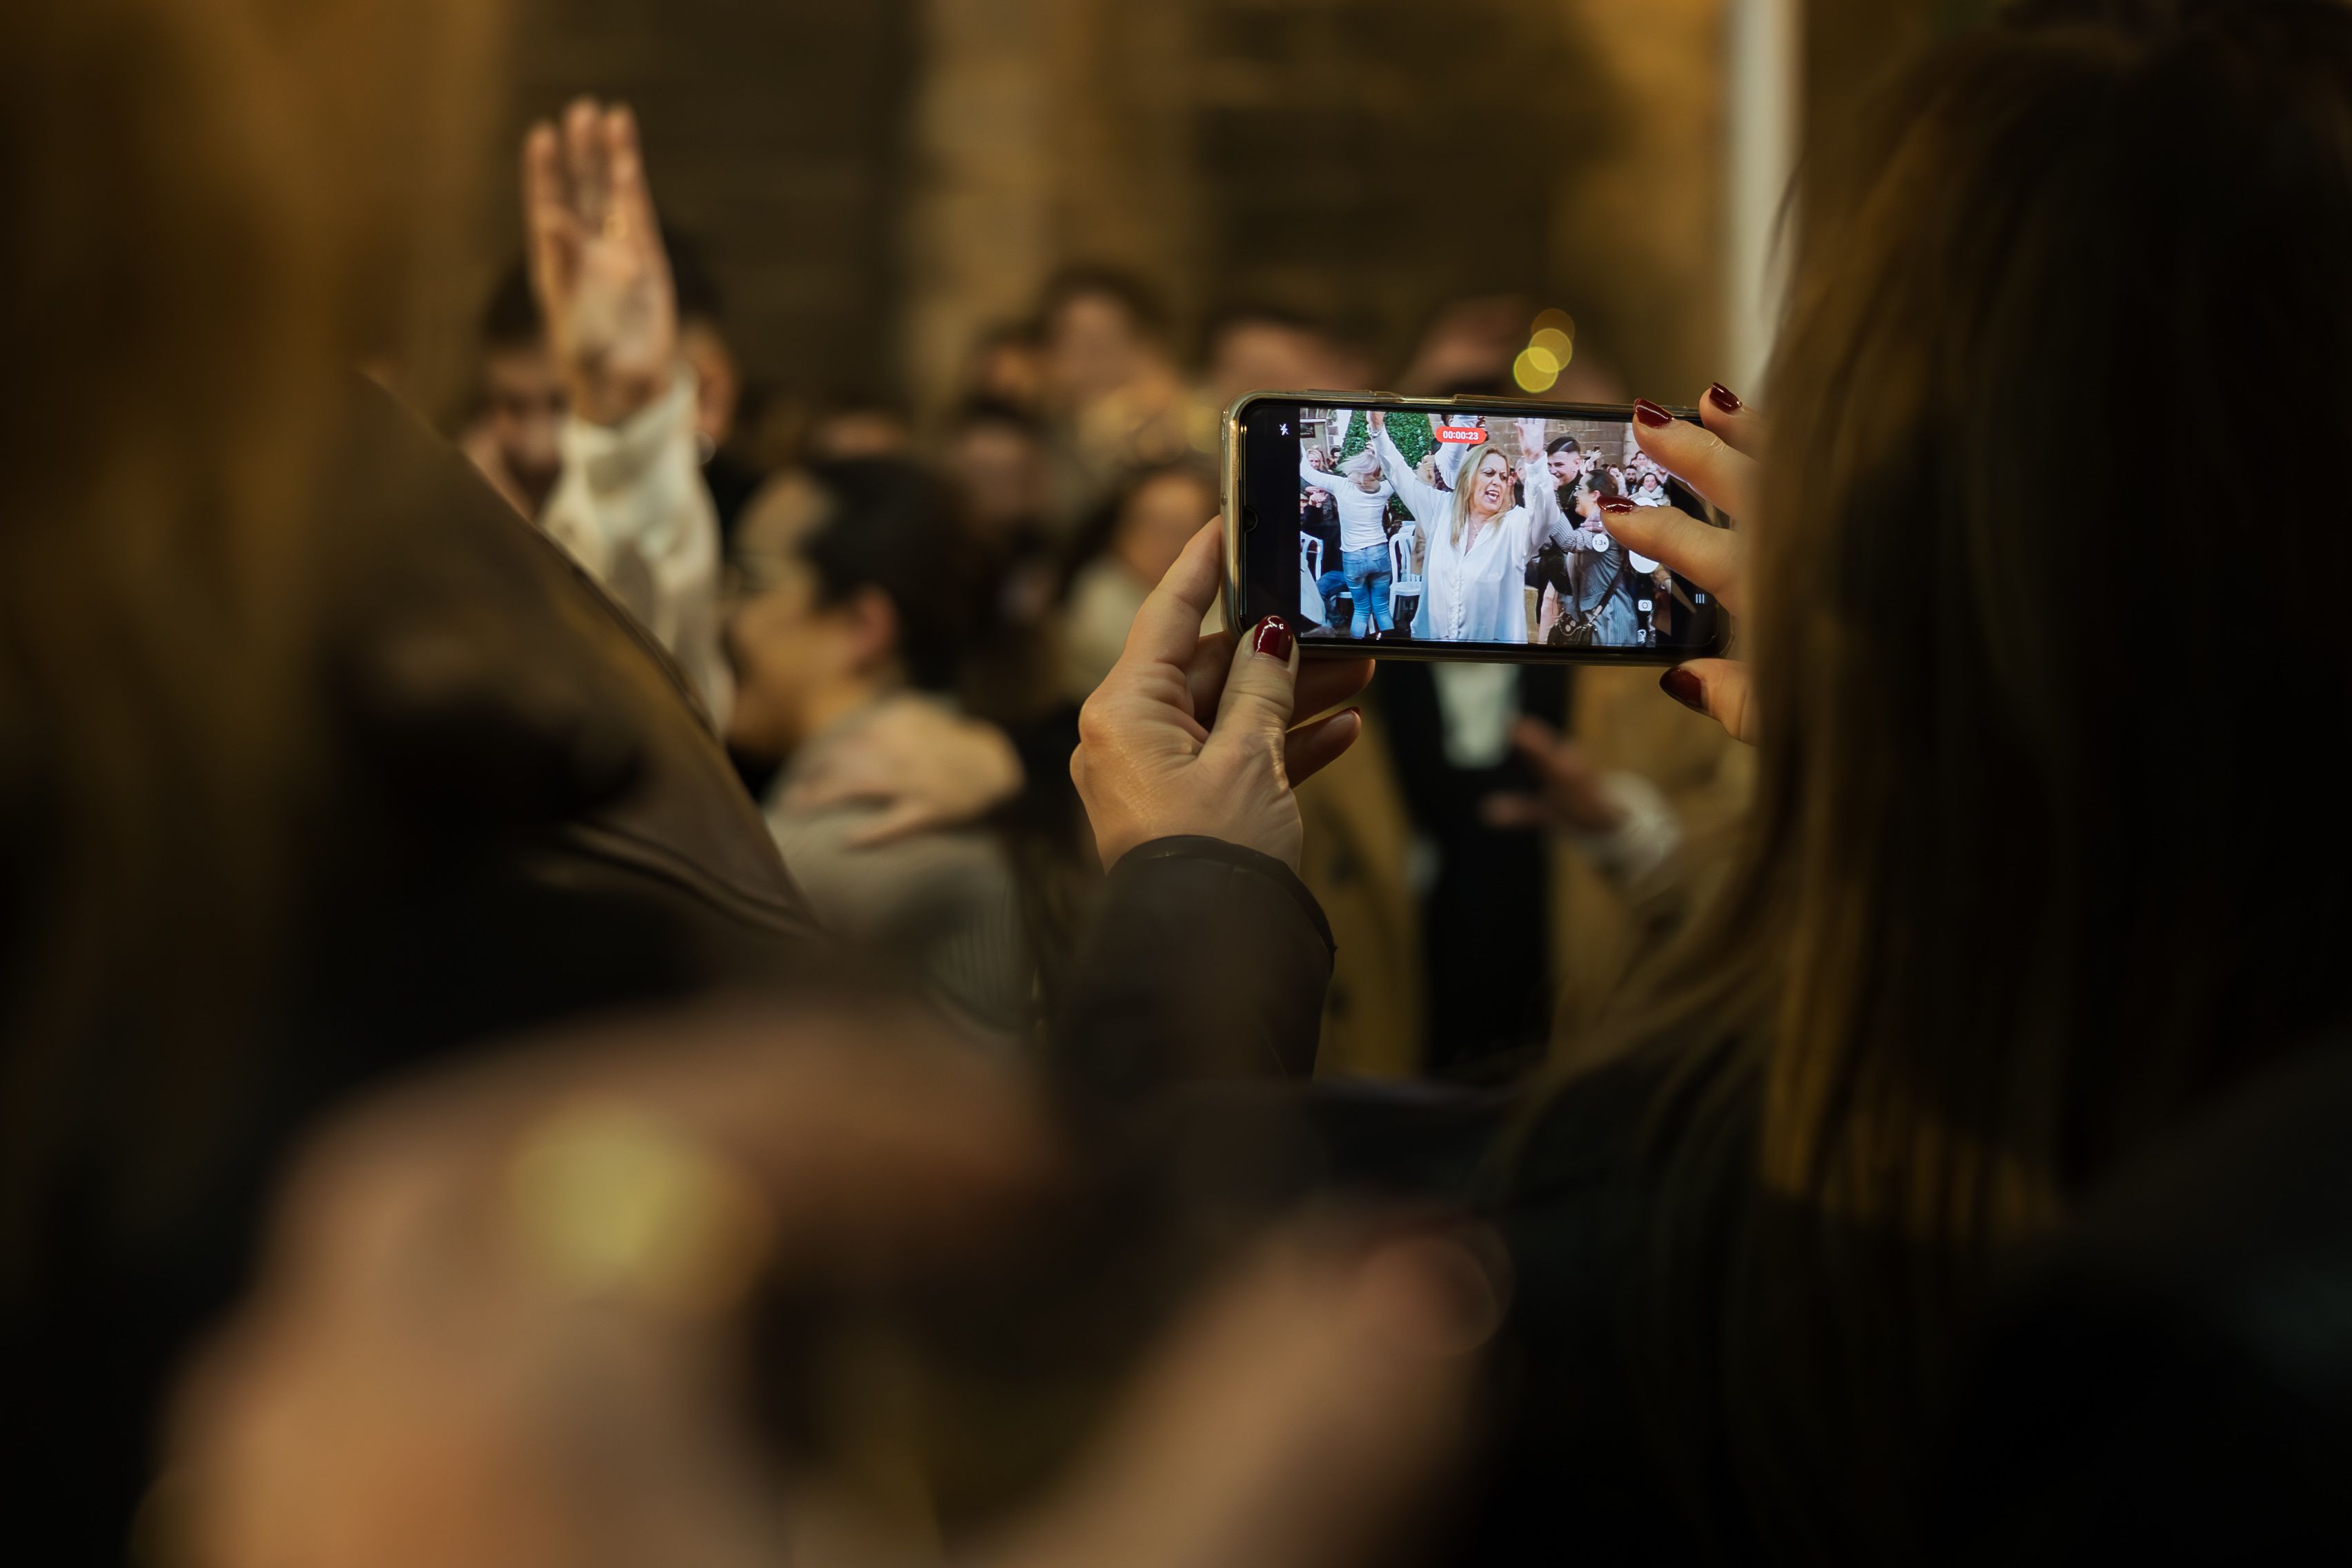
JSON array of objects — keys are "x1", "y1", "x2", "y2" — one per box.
[
  {"x1": 409, "y1": 0, "x2": 919, "y2": 424},
  {"x1": 404, "y1": 0, "x2": 1738, "y2": 424},
  {"x1": 902, "y1": 0, "x2": 1732, "y2": 410}
]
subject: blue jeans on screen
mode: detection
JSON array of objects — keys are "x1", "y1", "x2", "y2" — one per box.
[{"x1": 1342, "y1": 544, "x2": 1394, "y2": 638}]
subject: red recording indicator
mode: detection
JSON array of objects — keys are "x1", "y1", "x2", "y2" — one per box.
[{"x1": 1435, "y1": 424, "x2": 1487, "y2": 443}]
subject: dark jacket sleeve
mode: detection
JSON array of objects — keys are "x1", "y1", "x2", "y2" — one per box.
[{"x1": 1049, "y1": 836, "x2": 1334, "y2": 1109}]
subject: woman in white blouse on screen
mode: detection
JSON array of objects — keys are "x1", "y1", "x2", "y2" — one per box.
[{"x1": 1371, "y1": 412, "x2": 1589, "y2": 644}]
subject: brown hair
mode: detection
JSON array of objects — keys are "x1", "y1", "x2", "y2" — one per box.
[
  {"x1": 0, "y1": 1, "x2": 505, "y2": 1275},
  {"x1": 1534, "y1": 1, "x2": 2352, "y2": 1554}
]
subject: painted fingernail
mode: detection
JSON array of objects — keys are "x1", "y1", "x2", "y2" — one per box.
[
  {"x1": 1598, "y1": 495, "x2": 1638, "y2": 514},
  {"x1": 1634, "y1": 399, "x2": 1674, "y2": 429},
  {"x1": 1707, "y1": 382, "x2": 1743, "y2": 413},
  {"x1": 1254, "y1": 615, "x2": 1295, "y2": 662},
  {"x1": 1660, "y1": 666, "x2": 1705, "y2": 712}
]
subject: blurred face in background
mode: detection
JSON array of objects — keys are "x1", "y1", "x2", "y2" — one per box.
[
  {"x1": 950, "y1": 419, "x2": 1045, "y2": 539},
  {"x1": 972, "y1": 334, "x2": 1044, "y2": 413},
  {"x1": 680, "y1": 318, "x2": 739, "y2": 450},
  {"x1": 1547, "y1": 445, "x2": 1580, "y2": 487},
  {"x1": 1046, "y1": 292, "x2": 1150, "y2": 411},
  {"x1": 1401, "y1": 295, "x2": 1527, "y2": 394},
  {"x1": 482, "y1": 338, "x2": 567, "y2": 501},
  {"x1": 725, "y1": 561, "x2": 890, "y2": 761},
  {"x1": 1204, "y1": 319, "x2": 1331, "y2": 408},
  {"x1": 1335, "y1": 451, "x2": 1382, "y2": 493},
  {"x1": 807, "y1": 408, "x2": 913, "y2": 462},
  {"x1": 1115, "y1": 469, "x2": 1215, "y2": 587}
]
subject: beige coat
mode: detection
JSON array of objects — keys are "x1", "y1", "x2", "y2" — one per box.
[{"x1": 1295, "y1": 667, "x2": 1750, "y2": 1077}]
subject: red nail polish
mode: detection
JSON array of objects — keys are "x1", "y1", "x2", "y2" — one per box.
[
  {"x1": 1634, "y1": 399, "x2": 1674, "y2": 429},
  {"x1": 1660, "y1": 666, "x2": 1705, "y2": 712},
  {"x1": 1254, "y1": 615, "x2": 1295, "y2": 662},
  {"x1": 1707, "y1": 382, "x2": 1743, "y2": 413},
  {"x1": 1598, "y1": 495, "x2": 1638, "y2": 514}
]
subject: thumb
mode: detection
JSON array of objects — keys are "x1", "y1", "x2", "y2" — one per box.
[
  {"x1": 1660, "y1": 659, "x2": 1757, "y2": 745},
  {"x1": 1206, "y1": 616, "x2": 1300, "y2": 763}
]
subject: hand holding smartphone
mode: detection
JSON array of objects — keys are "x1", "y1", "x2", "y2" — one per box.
[{"x1": 1223, "y1": 393, "x2": 1729, "y2": 663}]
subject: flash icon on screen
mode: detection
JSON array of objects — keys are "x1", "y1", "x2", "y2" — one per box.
[{"x1": 1279, "y1": 423, "x2": 1290, "y2": 435}]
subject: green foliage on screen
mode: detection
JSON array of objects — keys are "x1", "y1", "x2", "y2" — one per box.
[{"x1": 1337, "y1": 409, "x2": 1437, "y2": 470}]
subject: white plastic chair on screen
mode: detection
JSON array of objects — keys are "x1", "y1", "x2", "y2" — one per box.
[
  {"x1": 1300, "y1": 532, "x2": 1327, "y2": 625},
  {"x1": 1389, "y1": 526, "x2": 1424, "y2": 598}
]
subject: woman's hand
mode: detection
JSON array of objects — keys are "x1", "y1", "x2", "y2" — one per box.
[
  {"x1": 778, "y1": 695, "x2": 1023, "y2": 848},
  {"x1": 169, "y1": 1005, "x2": 1493, "y2": 1568},
  {"x1": 168, "y1": 1006, "x2": 1055, "y2": 1568},
  {"x1": 1604, "y1": 389, "x2": 1762, "y2": 743},
  {"x1": 1072, "y1": 523, "x2": 1374, "y2": 871},
  {"x1": 1513, "y1": 443, "x2": 1549, "y2": 490}
]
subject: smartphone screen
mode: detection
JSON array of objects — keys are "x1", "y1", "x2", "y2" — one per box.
[{"x1": 1230, "y1": 397, "x2": 1725, "y2": 661}]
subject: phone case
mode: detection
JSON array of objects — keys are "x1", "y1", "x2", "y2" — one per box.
[{"x1": 1220, "y1": 390, "x2": 1725, "y2": 665}]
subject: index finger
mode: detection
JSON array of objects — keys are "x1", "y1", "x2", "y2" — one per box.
[
  {"x1": 990, "y1": 1228, "x2": 1491, "y2": 1568},
  {"x1": 1633, "y1": 411, "x2": 1761, "y2": 522},
  {"x1": 1700, "y1": 387, "x2": 1767, "y2": 459},
  {"x1": 275, "y1": 1006, "x2": 1057, "y2": 1287},
  {"x1": 561, "y1": 98, "x2": 609, "y2": 230},
  {"x1": 521, "y1": 124, "x2": 576, "y2": 290},
  {"x1": 1598, "y1": 502, "x2": 1747, "y2": 615},
  {"x1": 1116, "y1": 520, "x2": 1226, "y2": 670}
]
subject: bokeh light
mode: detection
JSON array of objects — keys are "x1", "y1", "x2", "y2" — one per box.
[
  {"x1": 507, "y1": 1097, "x2": 770, "y2": 1317},
  {"x1": 1531, "y1": 307, "x2": 1576, "y2": 339},
  {"x1": 1513, "y1": 348, "x2": 1562, "y2": 394}
]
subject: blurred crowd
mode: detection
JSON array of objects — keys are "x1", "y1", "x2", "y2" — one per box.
[{"x1": 437, "y1": 102, "x2": 1740, "y2": 1073}]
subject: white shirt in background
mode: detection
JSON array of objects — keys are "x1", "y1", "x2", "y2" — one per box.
[
  {"x1": 1299, "y1": 457, "x2": 1395, "y2": 551},
  {"x1": 1434, "y1": 422, "x2": 1484, "y2": 487},
  {"x1": 540, "y1": 367, "x2": 734, "y2": 729}
]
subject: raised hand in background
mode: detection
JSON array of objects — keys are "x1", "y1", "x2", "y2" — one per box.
[
  {"x1": 524, "y1": 99, "x2": 678, "y2": 428},
  {"x1": 1514, "y1": 418, "x2": 1548, "y2": 463}
]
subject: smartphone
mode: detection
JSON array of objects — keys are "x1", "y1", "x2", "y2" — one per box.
[{"x1": 1222, "y1": 393, "x2": 1728, "y2": 662}]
